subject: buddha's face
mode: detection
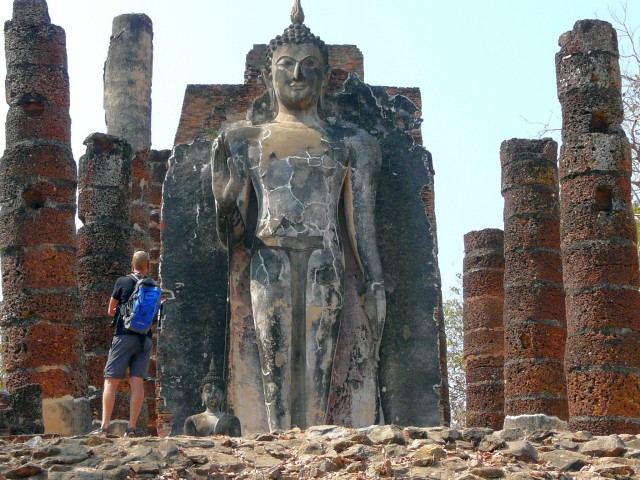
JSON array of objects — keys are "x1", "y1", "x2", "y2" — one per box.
[
  {"x1": 202, "y1": 383, "x2": 223, "y2": 411},
  {"x1": 270, "y1": 42, "x2": 329, "y2": 112}
]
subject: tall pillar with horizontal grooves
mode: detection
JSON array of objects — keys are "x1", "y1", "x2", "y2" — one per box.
[
  {"x1": 501, "y1": 138, "x2": 568, "y2": 423},
  {"x1": 103, "y1": 14, "x2": 153, "y2": 154},
  {"x1": 463, "y1": 229, "x2": 505, "y2": 430},
  {"x1": 77, "y1": 133, "x2": 133, "y2": 429},
  {"x1": 0, "y1": 0, "x2": 90, "y2": 435},
  {"x1": 557, "y1": 19, "x2": 640, "y2": 434}
]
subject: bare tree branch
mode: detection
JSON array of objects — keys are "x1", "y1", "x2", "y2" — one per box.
[
  {"x1": 611, "y1": 1, "x2": 640, "y2": 205},
  {"x1": 521, "y1": 112, "x2": 561, "y2": 139}
]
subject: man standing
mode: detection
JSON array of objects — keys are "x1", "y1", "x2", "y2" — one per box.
[{"x1": 91, "y1": 250, "x2": 154, "y2": 437}]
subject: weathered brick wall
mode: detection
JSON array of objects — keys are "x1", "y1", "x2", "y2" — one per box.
[
  {"x1": 463, "y1": 229, "x2": 505, "y2": 430},
  {"x1": 0, "y1": 0, "x2": 89, "y2": 435},
  {"x1": 500, "y1": 138, "x2": 568, "y2": 422},
  {"x1": 173, "y1": 84, "x2": 262, "y2": 146},
  {"x1": 130, "y1": 150, "x2": 151, "y2": 252},
  {"x1": 174, "y1": 45, "x2": 365, "y2": 146},
  {"x1": 145, "y1": 149, "x2": 168, "y2": 436},
  {"x1": 173, "y1": 45, "x2": 423, "y2": 148},
  {"x1": 328, "y1": 45, "x2": 364, "y2": 80},
  {"x1": 147, "y1": 150, "x2": 169, "y2": 281},
  {"x1": 556, "y1": 20, "x2": 640, "y2": 434},
  {"x1": 77, "y1": 133, "x2": 134, "y2": 429}
]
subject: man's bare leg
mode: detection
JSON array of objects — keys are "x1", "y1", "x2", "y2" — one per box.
[
  {"x1": 128, "y1": 376, "x2": 145, "y2": 429},
  {"x1": 101, "y1": 378, "x2": 120, "y2": 430}
]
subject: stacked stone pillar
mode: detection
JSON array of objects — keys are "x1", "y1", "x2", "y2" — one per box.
[
  {"x1": 463, "y1": 229, "x2": 505, "y2": 430},
  {"x1": 0, "y1": 0, "x2": 90, "y2": 434},
  {"x1": 557, "y1": 20, "x2": 640, "y2": 434},
  {"x1": 77, "y1": 133, "x2": 132, "y2": 428},
  {"x1": 103, "y1": 14, "x2": 153, "y2": 153},
  {"x1": 500, "y1": 138, "x2": 568, "y2": 423}
]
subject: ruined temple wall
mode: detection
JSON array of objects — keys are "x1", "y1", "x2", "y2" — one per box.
[
  {"x1": 0, "y1": 0, "x2": 89, "y2": 435},
  {"x1": 104, "y1": 14, "x2": 153, "y2": 154},
  {"x1": 163, "y1": 43, "x2": 445, "y2": 432},
  {"x1": 420, "y1": 149, "x2": 447, "y2": 426},
  {"x1": 174, "y1": 45, "x2": 365, "y2": 146},
  {"x1": 500, "y1": 138, "x2": 568, "y2": 421},
  {"x1": 556, "y1": 20, "x2": 640, "y2": 434},
  {"x1": 462, "y1": 229, "x2": 505, "y2": 430},
  {"x1": 77, "y1": 133, "x2": 133, "y2": 428},
  {"x1": 157, "y1": 140, "x2": 227, "y2": 436}
]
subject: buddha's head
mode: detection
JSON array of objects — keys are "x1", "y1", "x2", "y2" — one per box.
[
  {"x1": 200, "y1": 366, "x2": 225, "y2": 412},
  {"x1": 262, "y1": 0, "x2": 331, "y2": 115},
  {"x1": 202, "y1": 382, "x2": 224, "y2": 412}
]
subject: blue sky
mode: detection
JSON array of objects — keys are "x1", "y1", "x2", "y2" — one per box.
[{"x1": 0, "y1": 0, "x2": 637, "y2": 295}]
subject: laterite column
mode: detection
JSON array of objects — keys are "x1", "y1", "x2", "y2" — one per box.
[
  {"x1": 0, "y1": 0, "x2": 89, "y2": 434},
  {"x1": 463, "y1": 229, "x2": 505, "y2": 430},
  {"x1": 77, "y1": 133, "x2": 132, "y2": 428},
  {"x1": 104, "y1": 14, "x2": 153, "y2": 153},
  {"x1": 501, "y1": 138, "x2": 568, "y2": 423},
  {"x1": 557, "y1": 20, "x2": 640, "y2": 434}
]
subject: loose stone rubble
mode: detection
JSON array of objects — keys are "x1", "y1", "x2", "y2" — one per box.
[{"x1": 1, "y1": 425, "x2": 639, "y2": 479}]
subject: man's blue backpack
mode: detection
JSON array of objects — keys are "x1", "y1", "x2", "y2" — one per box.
[{"x1": 121, "y1": 274, "x2": 162, "y2": 334}]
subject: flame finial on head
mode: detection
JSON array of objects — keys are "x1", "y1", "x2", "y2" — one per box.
[
  {"x1": 291, "y1": 0, "x2": 304, "y2": 25},
  {"x1": 265, "y1": 0, "x2": 328, "y2": 73},
  {"x1": 201, "y1": 356, "x2": 224, "y2": 390}
]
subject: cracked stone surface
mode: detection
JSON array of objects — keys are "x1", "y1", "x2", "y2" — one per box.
[
  {"x1": 1, "y1": 426, "x2": 639, "y2": 479},
  {"x1": 161, "y1": 50, "x2": 445, "y2": 433}
]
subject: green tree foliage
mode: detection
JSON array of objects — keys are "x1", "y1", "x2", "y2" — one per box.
[{"x1": 444, "y1": 283, "x2": 466, "y2": 428}]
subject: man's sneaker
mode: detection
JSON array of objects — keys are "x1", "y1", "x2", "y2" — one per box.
[
  {"x1": 123, "y1": 427, "x2": 139, "y2": 438},
  {"x1": 89, "y1": 427, "x2": 109, "y2": 437}
]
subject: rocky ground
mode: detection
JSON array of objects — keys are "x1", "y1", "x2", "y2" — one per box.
[{"x1": 1, "y1": 425, "x2": 639, "y2": 479}]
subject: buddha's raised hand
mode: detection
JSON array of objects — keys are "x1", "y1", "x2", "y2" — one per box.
[{"x1": 211, "y1": 132, "x2": 241, "y2": 215}]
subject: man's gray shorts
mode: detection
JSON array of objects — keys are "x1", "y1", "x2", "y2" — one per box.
[{"x1": 104, "y1": 335, "x2": 153, "y2": 380}]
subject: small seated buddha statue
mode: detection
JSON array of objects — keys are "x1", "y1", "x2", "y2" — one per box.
[{"x1": 183, "y1": 363, "x2": 241, "y2": 437}]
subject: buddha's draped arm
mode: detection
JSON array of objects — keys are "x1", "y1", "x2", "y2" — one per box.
[{"x1": 344, "y1": 131, "x2": 386, "y2": 340}]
